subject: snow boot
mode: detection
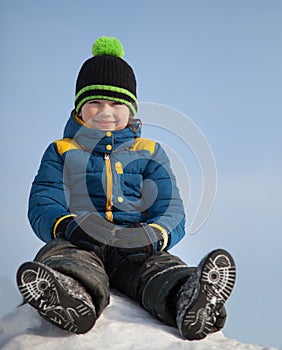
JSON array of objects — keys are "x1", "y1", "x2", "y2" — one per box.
[
  {"x1": 176, "y1": 249, "x2": 236, "y2": 340},
  {"x1": 17, "y1": 261, "x2": 96, "y2": 334}
]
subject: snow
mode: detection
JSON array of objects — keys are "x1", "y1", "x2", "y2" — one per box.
[{"x1": 0, "y1": 290, "x2": 278, "y2": 350}]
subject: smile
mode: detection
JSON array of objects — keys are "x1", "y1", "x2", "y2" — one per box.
[{"x1": 95, "y1": 120, "x2": 115, "y2": 124}]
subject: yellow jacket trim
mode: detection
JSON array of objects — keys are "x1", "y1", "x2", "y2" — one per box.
[
  {"x1": 53, "y1": 214, "x2": 77, "y2": 238},
  {"x1": 149, "y1": 223, "x2": 169, "y2": 251},
  {"x1": 54, "y1": 138, "x2": 83, "y2": 156},
  {"x1": 130, "y1": 138, "x2": 156, "y2": 155},
  {"x1": 104, "y1": 154, "x2": 113, "y2": 221},
  {"x1": 115, "y1": 161, "x2": 123, "y2": 174},
  {"x1": 73, "y1": 113, "x2": 91, "y2": 128}
]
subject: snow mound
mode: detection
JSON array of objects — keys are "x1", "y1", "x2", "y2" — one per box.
[{"x1": 0, "y1": 290, "x2": 278, "y2": 350}]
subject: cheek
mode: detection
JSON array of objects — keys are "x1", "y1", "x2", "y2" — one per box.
[
  {"x1": 114, "y1": 115, "x2": 130, "y2": 130},
  {"x1": 118, "y1": 109, "x2": 130, "y2": 122},
  {"x1": 119, "y1": 116, "x2": 130, "y2": 125},
  {"x1": 81, "y1": 113, "x2": 91, "y2": 123},
  {"x1": 81, "y1": 107, "x2": 96, "y2": 122}
]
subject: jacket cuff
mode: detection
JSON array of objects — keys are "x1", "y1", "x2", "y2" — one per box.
[
  {"x1": 149, "y1": 223, "x2": 169, "y2": 251},
  {"x1": 53, "y1": 214, "x2": 77, "y2": 238}
]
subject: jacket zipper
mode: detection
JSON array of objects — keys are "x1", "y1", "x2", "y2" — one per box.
[{"x1": 104, "y1": 153, "x2": 113, "y2": 221}]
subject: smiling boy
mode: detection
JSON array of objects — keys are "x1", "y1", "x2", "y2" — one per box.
[{"x1": 17, "y1": 36, "x2": 236, "y2": 340}]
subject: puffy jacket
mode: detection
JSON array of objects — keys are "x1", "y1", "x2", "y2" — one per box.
[{"x1": 28, "y1": 112, "x2": 186, "y2": 249}]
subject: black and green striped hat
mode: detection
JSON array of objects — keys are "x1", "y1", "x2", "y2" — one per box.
[{"x1": 75, "y1": 36, "x2": 137, "y2": 115}]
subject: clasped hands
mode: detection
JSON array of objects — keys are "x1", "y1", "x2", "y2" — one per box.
[{"x1": 54, "y1": 213, "x2": 166, "y2": 262}]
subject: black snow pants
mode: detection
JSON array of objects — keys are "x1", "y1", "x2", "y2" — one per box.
[{"x1": 34, "y1": 238, "x2": 195, "y2": 327}]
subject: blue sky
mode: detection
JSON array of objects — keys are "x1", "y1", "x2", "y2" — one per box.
[{"x1": 0, "y1": 0, "x2": 281, "y2": 348}]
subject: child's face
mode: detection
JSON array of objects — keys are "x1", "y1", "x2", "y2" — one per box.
[{"x1": 80, "y1": 99, "x2": 131, "y2": 130}]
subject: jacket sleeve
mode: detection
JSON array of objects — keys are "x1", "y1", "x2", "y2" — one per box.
[
  {"x1": 143, "y1": 143, "x2": 186, "y2": 250},
  {"x1": 28, "y1": 143, "x2": 71, "y2": 242}
]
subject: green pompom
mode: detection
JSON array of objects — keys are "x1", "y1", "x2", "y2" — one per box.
[{"x1": 92, "y1": 36, "x2": 124, "y2": 58}]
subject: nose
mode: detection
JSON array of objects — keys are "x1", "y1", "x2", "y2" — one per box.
[{"x1": 99, "y1": 101, "x2": 113, "y2": 117}]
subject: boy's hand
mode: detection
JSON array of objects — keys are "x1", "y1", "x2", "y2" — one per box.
[
  {"x1": 110, "y1": 224, "x2": 167, "y2": 262},
  {"x1": 54, "y1": 214, "x2": 168, "y2": 262},
  {"x1": 54, "y1": 213, "x2": 115, "y2": 252}
]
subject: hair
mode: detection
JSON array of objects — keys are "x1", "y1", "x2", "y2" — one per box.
[{"x1": 128, "y1": 116, "x2": 142, "y2": 133}]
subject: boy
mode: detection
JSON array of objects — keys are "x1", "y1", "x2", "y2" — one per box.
[{"x1": 17, "y1": 36, "x2": 236, "y2": 340}]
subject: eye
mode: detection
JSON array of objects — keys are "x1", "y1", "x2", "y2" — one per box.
[{"x1": 88, "y1": 100, "x2": 100, "y2": 104}]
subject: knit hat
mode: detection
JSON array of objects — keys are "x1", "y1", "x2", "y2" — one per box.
[{"x1": 75, "y1": 36, "x2": 137, "y2": 115}]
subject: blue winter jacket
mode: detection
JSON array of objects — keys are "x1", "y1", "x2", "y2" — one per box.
[{"x1": 28, "y1": 113, "x2": 186, "y2": 250}]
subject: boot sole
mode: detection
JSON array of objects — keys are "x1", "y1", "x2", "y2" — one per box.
[
  {"x1": 178, "y1": 249, "x2": 236, "y2": 340},
  {"x1": 17, "y1": 261, "x2": 96, "y2": 334}
]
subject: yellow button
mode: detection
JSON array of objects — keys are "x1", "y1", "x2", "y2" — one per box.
[
  {"x1": 117, "y1": 196, "x2": 124, "y2": 203},
  {"x1": 106, "y1": 144, "x2": 112, "y2": 151},
  {"x1": 106, "y1": 131, "x2": 112, "y2": 137}
]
